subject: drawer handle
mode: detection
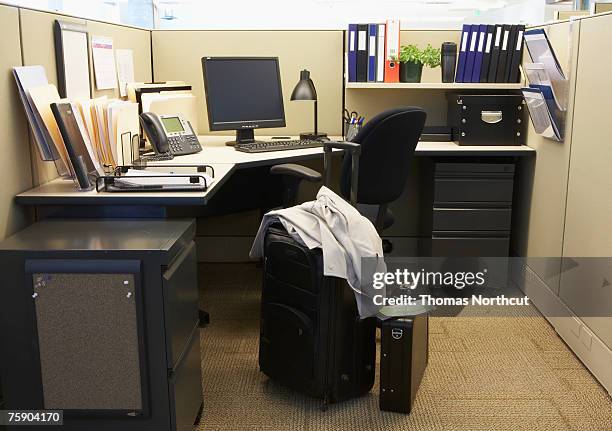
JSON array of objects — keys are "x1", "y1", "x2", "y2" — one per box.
[{"x1": 481, "y1": 110, "x2": 503, "y2": 124}]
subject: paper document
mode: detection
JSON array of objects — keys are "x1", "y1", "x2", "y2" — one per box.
[
  {"x1": 91, "y1": 36, "x2": 117, "y2": 90},
  {"x1": 115, "y1": 49, "x2": 135, "y2": 97},
  {"x1": 524, "y1": 30, "x2": 565, "y2": 81},
  {"x1": 522, "y1": 88, "x2": 562, "y2": 141},
  {"x1": 524, "y1": 62, "x2": 567, "y2": 111}
]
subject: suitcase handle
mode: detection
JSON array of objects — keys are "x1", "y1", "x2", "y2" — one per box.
[{"x1": 481, "y1": 110, "x2": 503, "y2": 124}]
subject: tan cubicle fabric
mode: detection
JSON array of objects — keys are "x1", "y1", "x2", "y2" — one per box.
[
  {"x1": 19, "y1": 8, "x2": 152, "y2": 185},
  {"x1": 0, "y1": 5, "x2": 32, "y2": 239},
  {"x1": 151, "y1": 30, "x2": 343, "y2": 136},
  {"x1": 511, "y1": 21, "x2": 578, "y2": 293},
  {"x1": 561, "y1": 13, "x2": 612, "y2": 354},
  {"x1": 345, "y1": 30, "x2": 461, "y2": 126}
]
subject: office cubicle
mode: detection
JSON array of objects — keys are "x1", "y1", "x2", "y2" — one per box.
[{"x1": 0, "y1": 1, "x2": 611, "y2": 394}]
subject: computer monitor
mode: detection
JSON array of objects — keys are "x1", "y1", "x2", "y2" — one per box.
[{"x1": 202, "y1": 57, "x2": 286, "y2": 145}]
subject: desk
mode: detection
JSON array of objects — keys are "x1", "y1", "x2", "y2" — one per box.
[{"x1": 17, "y1": 135, "x2": 534, "y2": 207}]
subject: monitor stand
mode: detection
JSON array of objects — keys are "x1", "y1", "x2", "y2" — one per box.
[{"x1": 225, "y1": 129, "x2": 258, "y2": 146}]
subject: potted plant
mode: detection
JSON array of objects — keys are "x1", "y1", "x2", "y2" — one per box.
[{"x1": 399, "y1": 44, "x2": 441, "y2": 83}]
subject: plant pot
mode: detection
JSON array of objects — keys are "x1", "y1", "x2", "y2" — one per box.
[{"x1": 399, "y1": 61, "x2": 423, "y2": 83}]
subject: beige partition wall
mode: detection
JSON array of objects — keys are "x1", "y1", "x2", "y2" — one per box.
[
  {"x1": 511, "y1": 20, "x2": 579, "y2": 292},
  {"x1": 0, "y1": 4, "x2": 33, "y2": 240},
  {"x1": 345, "y1": 30, "x2": 461, "y2": 126},
  {"x1": 19, "y1": 8, "x2": 152, "y2": 185},
  {"x1": 152, "y1": 30, "x2": 343, "y2": 136},
  {"x1": 558, "y1": 13, "x2": 612, "y2": 387},
  {"x1": 152, "y1": 30, "x2": 344, "y2": 261}
]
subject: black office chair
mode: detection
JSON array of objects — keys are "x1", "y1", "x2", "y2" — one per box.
[{"x1": 270, "y1": 107, "x2": 427, "y2": 235}]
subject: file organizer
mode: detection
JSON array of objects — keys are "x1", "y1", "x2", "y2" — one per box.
[
  {"x1": 96, "y1": 164, "x2": 215, "y2": 193},
  {"x1": 522, "y1": 27, "x2": 571, "y2": 142}
]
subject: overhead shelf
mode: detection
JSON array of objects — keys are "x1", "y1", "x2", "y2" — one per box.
[{"x1": 345, "y1": 82, "x2": 524, "y2": 90}]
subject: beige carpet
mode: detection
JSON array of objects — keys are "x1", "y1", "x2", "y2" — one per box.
[{"x1": 195, "y1": 263, "x2": 612, "y2": 431}]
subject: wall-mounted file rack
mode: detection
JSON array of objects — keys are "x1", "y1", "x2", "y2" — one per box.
[{"x1": 521, "y1": 27, "x2": 571, "y2": 142}]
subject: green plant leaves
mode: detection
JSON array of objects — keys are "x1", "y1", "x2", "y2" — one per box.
[{"x1": 399, "y1": 44, "x2": 441, "y2": 68}]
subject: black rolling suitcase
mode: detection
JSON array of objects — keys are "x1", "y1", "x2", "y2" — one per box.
[
  {"x1": 379, "y1": 314, "x2": 429, "y2": 414},
  {"x1": 258, "y1": 141, "x2": 376, "y2": 406}
]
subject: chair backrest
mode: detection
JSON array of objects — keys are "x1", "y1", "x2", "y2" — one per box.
[{"x1": 340, "y1": 107, "x2": 427, "y2": 205}]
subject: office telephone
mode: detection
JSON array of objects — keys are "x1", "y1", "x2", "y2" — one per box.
[{"x1": 139, "y1": 112, "x2": 202, "y2": 157}]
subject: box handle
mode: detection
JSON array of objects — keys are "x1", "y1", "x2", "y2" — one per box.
[{"x1": 481, "y1": 110, "x2": 503, "y2": 124}]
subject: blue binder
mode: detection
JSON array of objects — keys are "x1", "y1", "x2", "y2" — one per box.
[
  {"x1": 464, "y1": 25, "x2": 478, "y2": 83},
  {"x1": 455, "y1": 24, "x2": 470, "y2": 83},
  {"x1": 367, "y1": 24, "x2": 377, "y2": 82},
  {"x1": 347, "y1": 24, "x2": 357, "y2": 82},
  {"x1": 471, "y1": 24, "x2": 487, "y2": 83}
]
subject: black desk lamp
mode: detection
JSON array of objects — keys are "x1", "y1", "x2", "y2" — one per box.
[{"x1": 290, "y1": 69, "x2": 327, "y2": 140}]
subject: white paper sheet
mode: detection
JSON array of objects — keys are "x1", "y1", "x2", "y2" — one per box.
[
  {"x1": 91, "y1": 36, "x2": 117, "y2": 90},
  {"x1": 115, "y1": 49, "x2": 135, "y2": 97}
]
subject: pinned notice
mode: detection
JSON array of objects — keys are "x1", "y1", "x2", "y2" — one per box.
[{"x1": 92, "y1": 36, "x2": 117, "y2": 90}]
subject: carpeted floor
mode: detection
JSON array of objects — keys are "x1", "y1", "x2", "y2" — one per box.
[{"x1": 195, "y1": 263, "x2": 612, "y2": 431}]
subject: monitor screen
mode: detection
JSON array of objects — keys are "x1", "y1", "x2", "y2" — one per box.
[
  {"x1": 161, "y1": 116, "x2": 184, "y2": 133},
  {"x1": 202, "y1": 57, "x2": 286, "y2": 131}
]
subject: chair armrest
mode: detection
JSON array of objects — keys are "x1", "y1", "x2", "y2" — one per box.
[
  {"x1": 269, "y1": 163, "x2": 322, "y2": 182},
  {"x1": 323, "y1": 140, "x2": 361, "y2": 154}
]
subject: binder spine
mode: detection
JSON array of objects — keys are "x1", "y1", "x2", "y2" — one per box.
[
  {"x1": 376, "y1": 24, "x2": 385, "y2": 82},
  {"x1": 471, "y1": 25, "x2": 486, "y2": 83},
  {"x1": 347, "y1": 24, "x2": 357, "y2": 82},
  {"x1": 455, "y1": 25, "x2": 470, "y2": 83},
  {"x1": 464, "y1": 25, "x2": 478, "y2": 83},
  {"x1": 356, "y1": 24, "x2": 368, "y2": 82},
  {"x1": 367, "y1": 24, "x2": 377, "y2": 82},
  {"x1": 384, "y1": 19, "x2": 400, "y2": 83},
  {"x1": 488, "y1": 25, "x2": 502, "y2": 83}
]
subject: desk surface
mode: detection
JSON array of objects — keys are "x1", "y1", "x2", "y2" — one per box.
[
  {"x1": 170, "y1": 136, "x2": 535, "y2": 166},
  {"x1": 17, "y1": 136, "x2": 534, "y2": 206}
]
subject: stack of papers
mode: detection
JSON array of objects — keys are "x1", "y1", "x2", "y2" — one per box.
[{"x1": 13, "y1": 65, "x2": 140, "y2": 178}]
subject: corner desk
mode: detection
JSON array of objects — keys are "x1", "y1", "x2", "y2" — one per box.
[
  {"x1": 6, "y1": 135, "x2": 534, "y2": 431},
  {"x1": 17, "y1": 135, "x2": 534, "y2": 210}
]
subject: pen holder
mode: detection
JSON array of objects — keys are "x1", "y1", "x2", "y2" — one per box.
[{"x1": 344, "y1": 121, "x2": 361, "y2": 142}]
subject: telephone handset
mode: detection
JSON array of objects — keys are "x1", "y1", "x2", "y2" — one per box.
[{"x1": 139, "y1": 112, "x2": 202, "y2": 156}]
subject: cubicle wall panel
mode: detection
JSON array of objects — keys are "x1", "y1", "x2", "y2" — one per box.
[
  {"x1": 561, "y1": 14, "x2": 612, "y2": 350},
  {"x1": 511, "y1": 21, "x2": 578, "y2": 293},
  {"x1": 152, "y1": 30, "x2": 343, "y2": 136},
  {"x1": 345, "y1": 30, "x2": 461, "y2": 128},
  {"x1": 19, "y1": 8, "x2": 152, "y2": 186},
  {"x1": 86, "y1": 21, "x2": 152, "y2": 99},
  {"x1": 0, "y1": 5, "x2": 33, "y2": 240}
]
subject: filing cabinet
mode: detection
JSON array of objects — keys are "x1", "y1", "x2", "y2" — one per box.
[
  {"x1": 0, "y1": 219, "x2": 202, "y2": 431},
  {"x1": 432, "y1": 162, "x2": 515, "y2": 257}
]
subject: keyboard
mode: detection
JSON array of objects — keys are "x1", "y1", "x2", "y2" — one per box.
[{"x1": 234, "y1": 139, "x2": 323, "y2": 153}]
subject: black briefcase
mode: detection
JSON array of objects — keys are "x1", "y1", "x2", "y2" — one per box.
[
  {"x1": 447, "y1": 94, "x2": 525, "y2": 146},
  {"x1": 379, "y1": 314, "x2": 429, "y2": 414}
]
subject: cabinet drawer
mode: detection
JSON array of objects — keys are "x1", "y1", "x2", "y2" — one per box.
[
  {"x1": 434, "y1": 178, "x2": 514, "y2": 203},
  {"x1": 432, "y1": 236, "x2": 509, "y2": 257},
  {"x1": 163, "y1": 241, "x2": 199, "y2": 368},
  {"x1": 169, "y1": 325, "x2": 202, "y2": 431},
  {"x1": 433, "y1": 208, "x2": 512, "y2": 231}
]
